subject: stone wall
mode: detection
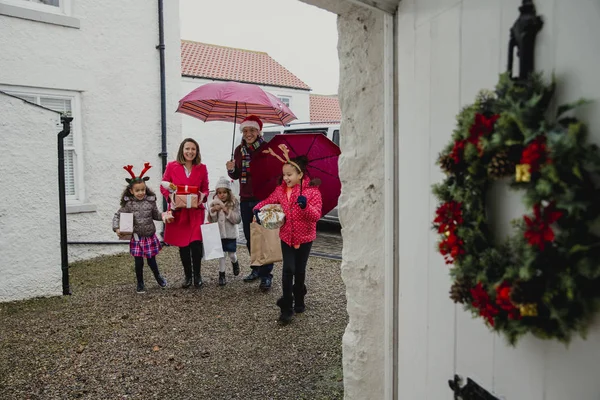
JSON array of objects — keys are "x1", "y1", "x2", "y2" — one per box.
[{"x1": 300, "y1": 1, "x2": 388, "y2": 398}]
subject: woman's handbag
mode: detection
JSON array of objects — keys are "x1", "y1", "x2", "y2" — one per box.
[{"x1": 250, "y1": 222, "x2": 282, "y2": 266}]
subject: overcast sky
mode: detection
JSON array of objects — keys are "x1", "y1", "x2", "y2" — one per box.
[{"x1": 179, "y1": 0, "x2": 340, "y2": 95}]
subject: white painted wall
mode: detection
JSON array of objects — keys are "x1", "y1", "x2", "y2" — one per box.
[
  {"x1": 0, "y1": 94, "x2": 62, "y2": 301},
  {"x1": 397, "y1": 0, "x2": 600, "y2": 399},
  {"x1": 180, "y1": 77, "x2": 310, "y2": 191},
  {"x1": 0, "y1": 0, "x2": 181, "y2": 263}
]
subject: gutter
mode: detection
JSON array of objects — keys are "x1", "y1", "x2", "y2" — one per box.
[
  {"x1": 181, "y1": 75, "x2": 312, "y2": 92},
  {"x1": 58, "y1": 116, "x2": 73, "y2": 295},
  {"x1": 157, "y1": 0, "x2": 168, "y2": 235}
]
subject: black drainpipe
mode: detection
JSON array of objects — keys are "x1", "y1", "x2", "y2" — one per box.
[
  {"x1": 156, "y1": 0, "x2": 168, "y2": 236},
  {"x1": 58, "y1": 115, "x2": 73, "y2": 295}
]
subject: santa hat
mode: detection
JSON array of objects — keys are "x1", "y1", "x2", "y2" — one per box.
[
  {"x1": 215, "y1": 176, "x2": 232, "y2": 191},
  {"x1": 239, "y1": 115, "x2": 263, "y2": 132}
]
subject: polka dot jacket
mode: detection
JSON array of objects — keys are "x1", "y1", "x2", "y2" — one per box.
[{"x1": 254, "y1": 180, "x2": 322, "y2": 247}]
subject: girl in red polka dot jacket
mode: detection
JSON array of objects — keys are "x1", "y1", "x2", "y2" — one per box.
[{"x1": 253, "y1": 153, "x2": 322, "y2": 324}]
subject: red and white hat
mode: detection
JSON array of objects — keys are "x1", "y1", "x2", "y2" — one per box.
[{"x1": 239, "y1": 115, "x2": 263, "y2": 132}]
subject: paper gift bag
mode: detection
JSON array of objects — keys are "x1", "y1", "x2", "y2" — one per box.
[
  {"x1": 250, "y1": 222, "x2": 282, "y2": 266},
  {"x1": 201, "y1": 223, "x2": 225, "y2": 261},
  {"x1": 172, "y1": 193, "x2": 199, "y2": 209},
  {"x1": 119, "y1": 212, "x2": 134, "y2": 241}
]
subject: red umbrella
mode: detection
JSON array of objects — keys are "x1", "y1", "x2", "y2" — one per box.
[
  {"x1": 176, "y1": 81, "x2": 297, "y2": 158},
  {"x1": 251, "y1": 133, "x2": 341, "y2": 216}
]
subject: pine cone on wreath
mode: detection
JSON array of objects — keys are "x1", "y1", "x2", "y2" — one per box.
[
  {"x1": 487, "y1": 150, "x2": 516, "y2": 179},
  {"x1": 449, "y1": 280, "x2": 472, "y2": 304},
  {"x1": 438, "y1": 153, "x2": 466, "y2": 175}
]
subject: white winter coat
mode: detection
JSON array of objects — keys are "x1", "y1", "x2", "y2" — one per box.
[{"x1": 207, "y1": 196, "x2": 241, "y2": 239}]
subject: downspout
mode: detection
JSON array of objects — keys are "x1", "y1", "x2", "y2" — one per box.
[
  {"x1": 58, "y1": 115, "x2": 73, "y2": 295},
  {"x1": 156, "y1": 0, "x2": 168, "y2": 234}
]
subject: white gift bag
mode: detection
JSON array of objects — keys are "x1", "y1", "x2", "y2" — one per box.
[
  {"x1": 201, "y1": 223, "x2": 224, "y2": 261},
  {"x1": 119, "y1": 212, "x2": 134, "y2": 241}
]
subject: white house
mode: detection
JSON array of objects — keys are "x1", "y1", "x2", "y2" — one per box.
[
  {"x1": 180, "y1": 40, "x2": 311, "y2": 187},
  {"x1": 0, "y1": 0, "x2": 181, "y2": 301},
  {"x1": 293, "y1": 0, "x2": 600, "y2": 399}
]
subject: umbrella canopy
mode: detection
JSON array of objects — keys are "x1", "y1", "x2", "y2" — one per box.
[
  {"x1": 176, "y1": 81, "x2": 297, "y2": 125},
  {"x1": 251, "y1": 133, "x2": 341, "y2": 216}
]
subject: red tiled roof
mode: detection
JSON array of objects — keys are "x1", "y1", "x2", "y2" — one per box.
[
  {"x1": 181, "y1": 41, "x2": 311, "y2": 91},
  {"x1": 310, "y1": 94, "x2": 341, "y2": 122}
]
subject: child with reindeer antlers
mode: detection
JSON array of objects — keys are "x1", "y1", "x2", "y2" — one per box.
[
  {"x1": 253, "y1": 144, "x2": 323, "y2": 324},
  {"x1": 113, "y1": 163, "x2": 168, "y2": 294}
]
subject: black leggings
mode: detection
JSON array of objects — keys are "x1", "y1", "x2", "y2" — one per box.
[
  {"x1": 280, "y1": 241, "x2": 313, "y2": 299},
  {"x1": 179, "y1": 240, "x2": 203, "y2": 277},
  {"x1": 134, "y1": 256, "x2": 159, "y2": 283}
]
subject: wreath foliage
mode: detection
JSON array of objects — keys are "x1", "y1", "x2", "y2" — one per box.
[{"x1": 432, "y1": 72, "x2": 600, "y2": 345}]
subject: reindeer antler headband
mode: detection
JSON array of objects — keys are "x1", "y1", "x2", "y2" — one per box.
[
  {"x1": 123, "y1": 162, "x2": 152, "y2": 184},
  {"x1": 263, "y1": 144, "x2": 302, "y2": 172}
]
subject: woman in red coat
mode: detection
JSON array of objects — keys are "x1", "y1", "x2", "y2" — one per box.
[{"x1": 161, "y1": 138, "x2": 209, "y2": 288}]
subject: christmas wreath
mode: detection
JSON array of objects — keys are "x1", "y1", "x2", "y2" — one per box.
[{"x1": 432, "y1": 72, "x2": 600, "y2": 344}]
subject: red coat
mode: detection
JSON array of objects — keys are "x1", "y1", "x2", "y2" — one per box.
[
  {"x1": 160, "y1": 161, "x2": 209, "y2": 247},
  {"x1": 254, "y1": 180, "x2": 322, "y2": 247}
]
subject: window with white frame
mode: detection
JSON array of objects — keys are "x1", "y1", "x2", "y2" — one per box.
[
  {"x1": 2, "y1": 87, "x2": 82, "y2": 202},
  {"x1": 0, "y1": 0, "x2": 72, "y2": 16},
  {"x1": 277, "y1": 96, "x2": 291, "y2": 108}
]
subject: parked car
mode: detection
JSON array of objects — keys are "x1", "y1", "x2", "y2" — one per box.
[{"x1": 262, "y1": 122, "x2": 341, "y2": 226}]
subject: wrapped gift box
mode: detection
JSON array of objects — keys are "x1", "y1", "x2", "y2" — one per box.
[
  {"x1": 258, "y1": 204, "x2": 285, "y2": 230},
  {"x1": 119, "y1": 212, "x2": 134, "y2": 240},
  {"x1": 173, "y1": 193, "x2": 199, "y2": 209},
  {"x1": 176, "y1": 185, "x2": 198, "y2": 194}
]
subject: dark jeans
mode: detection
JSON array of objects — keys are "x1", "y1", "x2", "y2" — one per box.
[
  {"x1": 134, "y1": 256, "x2": 160, "y2": 284},
  {"x1": 179, "y1": 240, "x2": 203, "y2": 278},
  {"x1": 280, "y1": 241, "x2": 312, "y2": 300},
  {"x1": 241, "y1": 200, "x2": 273, "y2": 279}
]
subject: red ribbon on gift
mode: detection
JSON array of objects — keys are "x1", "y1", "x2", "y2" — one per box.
[{"x1": 176, "y1": 185, "x2": 198, "y2": 194}]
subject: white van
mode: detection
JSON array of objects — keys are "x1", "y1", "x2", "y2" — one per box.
[
  {"x1": 262, "y1": 122, "x2": 340, "y2": 148},
  {"x1": 262, "y1": 122, "x2": 341, "y2": 225}
]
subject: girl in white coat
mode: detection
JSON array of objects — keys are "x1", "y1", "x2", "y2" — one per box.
[{"x1": 208, "y1": 177, "x2": 242, "y2": 286}]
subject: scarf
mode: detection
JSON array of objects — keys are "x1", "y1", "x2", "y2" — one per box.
[{"x1": 240, "y1": 136, "x2": 264, "y2": 184}]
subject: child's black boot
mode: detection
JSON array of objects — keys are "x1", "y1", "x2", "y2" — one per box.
[
  {"x1": 293, "y1": 284, "x2": 307, "y2": 313},
  {"x1": 149, "y1": 264, "x2": 167, "y2": 288},
  {"x1": 276, "y1": 296, "x2": 294, "y2": 325},
  {"x1": 218, "y1": 272, "x2": 226, "y2": 286},
  {"x1": 232, "y1": 260, "x2": 240, "y2": 276}
]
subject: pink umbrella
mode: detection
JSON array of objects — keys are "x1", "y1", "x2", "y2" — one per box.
[
  {"x1": 176, "y1": 81, "x2": 298, "y2": 158},
  {"x1": 250, "y1": 133, "x2": 341, "y2": 216}
]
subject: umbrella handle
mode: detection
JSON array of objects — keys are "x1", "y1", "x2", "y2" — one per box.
[{"x1": 231, "y1": 101, "x2": 238, "y2": 160}]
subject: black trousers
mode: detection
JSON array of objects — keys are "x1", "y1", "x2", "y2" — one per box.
[
  {"x1": 280, "y1": 241, "x2": 312, "y2": 300},
  {"x1": 178, "y1": 240, "x2": 203, "y2": 278},
  {"x1": 134, "y1": 256, "x2": 160, "y2": 284}
]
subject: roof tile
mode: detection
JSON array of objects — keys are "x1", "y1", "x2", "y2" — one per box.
[{"x1": 181, "y1": 41, "x2": 311, "y2": 91}]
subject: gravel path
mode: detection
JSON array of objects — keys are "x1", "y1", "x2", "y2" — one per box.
[{"x1": 0, "y1": 247, "x2": 346, "y2": 399}]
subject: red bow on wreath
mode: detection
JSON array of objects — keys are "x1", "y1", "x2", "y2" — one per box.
[
  {"x1": 523, "y1": 202, "x2": 563, "y2": 251},
  {"x1": 450, "y1": 113, "x2": 500, "y2": 163}
]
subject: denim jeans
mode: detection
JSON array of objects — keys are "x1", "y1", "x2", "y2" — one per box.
[{"x1": 240, "y1": 200, "x2": 273, "y2": 279}]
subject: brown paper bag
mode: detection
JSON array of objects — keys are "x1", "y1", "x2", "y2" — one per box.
[{"x1": 250, "y1": 222, "x2": 282, "y2": 266}]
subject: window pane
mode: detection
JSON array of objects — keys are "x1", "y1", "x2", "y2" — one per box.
[
  {"x1": 40, "y1": 96, "x2": 73, "y2": 146},
  {"x1": 64, "y1": 149, "x2": 76, "y2": 196},
  {"x1": 32, "y1": 0, "x2": 60, "y2": 6}
]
